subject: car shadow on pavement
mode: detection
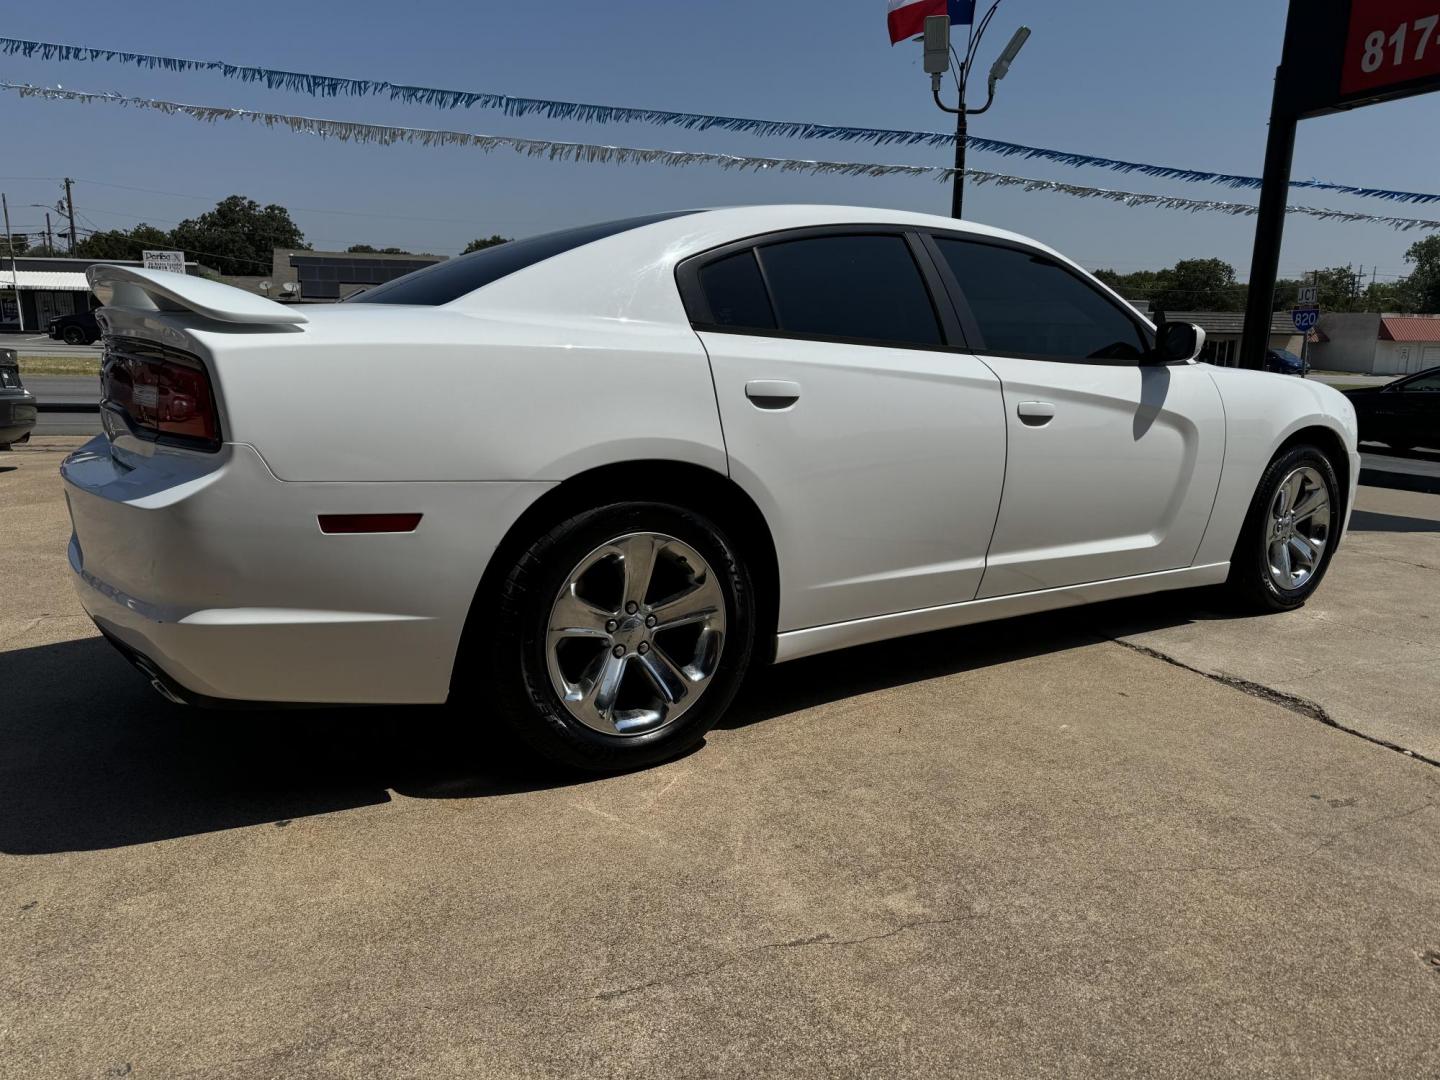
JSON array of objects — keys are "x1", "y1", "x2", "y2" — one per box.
[
  {"x1": 0, "y1": 636, "x2": 574, "y2": 855},
  {"x1": 4, "y1": 596, "x2": 1219, "y2": 856},
  {"x1": 721, "y1": 591, "x2": 1233, "y2": 732}
]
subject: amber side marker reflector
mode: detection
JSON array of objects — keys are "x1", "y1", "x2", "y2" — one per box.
[{"x1": 318, "y1": 513, "x2": 423, "y2": 535}]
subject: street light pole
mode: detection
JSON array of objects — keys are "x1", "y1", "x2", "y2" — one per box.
[
  {"x1": 952, "y1": 91, "x2": 968, "y2": 219},
  {"x1": 924, "y1": 7, "x2": 1030, "y2": 220},
  {"x1": 2, "y1": 192, "x2": 24, "y2": 333}
]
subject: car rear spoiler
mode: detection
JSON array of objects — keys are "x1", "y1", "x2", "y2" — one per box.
[{"x1": 86, "y1": 264, "x2": 308, "y2": 326}]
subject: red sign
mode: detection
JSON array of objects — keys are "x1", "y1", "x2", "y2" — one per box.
[{"x1": 1342, "y1": 1, "x2": 1440, "y2": 96}]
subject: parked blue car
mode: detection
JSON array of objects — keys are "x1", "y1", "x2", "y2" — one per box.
[{"x1": 1265, "y1": 348, "x2": 1308, "y2": 377}]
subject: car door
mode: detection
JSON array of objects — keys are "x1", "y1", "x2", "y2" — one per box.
[
  {"x1": 678, "y1": 229, "x2": 1007, "y2": 632},
  {"x1": 924, "y1": 233, "x2": 1226, "y2": 598},
  {"x1": 1394, "y1": 368, "x2": 1440, "y2": 448}
]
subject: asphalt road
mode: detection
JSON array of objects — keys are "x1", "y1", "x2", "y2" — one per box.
[
  {"x1": 3, "y1": 437, "x2": 1439, "y2": 1078},
  {"x1": 1, "y1": 332, "x2": 101, "y2": 356},
  {"x1": 22, "y1": 375, "x2": 102, "y2": 437},
  {"x1": 1359, "y1": 443, "x2": 1440, "y2": 494}
]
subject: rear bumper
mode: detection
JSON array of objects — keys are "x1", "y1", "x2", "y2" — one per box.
[
  {"x1": 62, "y1": 435, "x2": 549, "y2": 705},
  {"x1": 0, "y1": 390, "x2": 37, "y2": 444}
]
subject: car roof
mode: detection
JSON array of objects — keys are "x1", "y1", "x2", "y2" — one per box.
[{"x1": 444, "y1": 204, "x2": 1127, "y2": 326}]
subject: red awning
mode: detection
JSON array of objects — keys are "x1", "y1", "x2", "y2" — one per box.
[{"x1": 1379, "y1": 316, "x2": 1440, "y2": 342}]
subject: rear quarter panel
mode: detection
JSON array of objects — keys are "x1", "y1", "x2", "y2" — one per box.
[{"x1": 184, "y1": 308, "x2": 726, "y2": 483}]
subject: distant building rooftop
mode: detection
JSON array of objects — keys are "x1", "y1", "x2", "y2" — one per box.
[
  {"x1": 1166, "y1": 311, "x2": 1296, "y2": 336},
  {"x1": 1379, "y1": 315, "x2": 1440, "y2": 342}
]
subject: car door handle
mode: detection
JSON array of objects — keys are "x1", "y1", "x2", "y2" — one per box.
[
  {"x1": 1016, "y1": 401, "x2": 1056, "y2": 427},
  {"x1": 745, "y1": 380, "x2": 801, "y2": 410}
]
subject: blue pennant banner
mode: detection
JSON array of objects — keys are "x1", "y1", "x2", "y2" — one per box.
[
  {"x1": 4, "y1": 35, "x2": 1440, "y2": 207},
  {"x1": 8, "y1": 81, "x2": 1440, "y2": 233}
]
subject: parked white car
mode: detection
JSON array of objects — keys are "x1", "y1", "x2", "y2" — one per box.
[{"x1": 63, "y1": 205, "x2": 1359, "y2": 770}]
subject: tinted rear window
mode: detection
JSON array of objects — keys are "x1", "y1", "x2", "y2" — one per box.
[
  {"x1": 699, "y1": 251, "x2": 777, "y2": 329},
  {"x1": 353, "y1": 211, "x2": 698, "y2": 306},
  {"x1": 757, "y1": 235, "x2": 941, "y2": 347}
]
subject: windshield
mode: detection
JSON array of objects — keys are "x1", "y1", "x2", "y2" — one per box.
[{"x1": 352, "y1": 211, "x2": 698, "y2": 306}]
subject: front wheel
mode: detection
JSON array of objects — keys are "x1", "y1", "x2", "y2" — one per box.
[
  {"x1": 61, "y1": 325, "x2": 88, "y2": 346},
  {"x1": 481, "y1": 501, "x2": 756, "y2": 772},
  {"x1": 1226, "y1": 444, "x2": 1341, "y2": 613}
]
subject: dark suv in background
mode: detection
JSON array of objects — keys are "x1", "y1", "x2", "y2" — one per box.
[
  {"x1": 0, "y1": 348, "x2": 37, "y2": 449},
  {"x1": 47, "y1": 309, "x2": 101, "y2": 346}
]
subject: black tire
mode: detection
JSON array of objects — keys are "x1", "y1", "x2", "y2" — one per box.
[
  {"x1": 62, "y1": 325, "x2": 87, "y2": 346},
  {"x1": 1226, "y1": 443, "x2": 1341, "y2": 613},
  {"x1": 478, "y1": 501, "x2": 756, "y2": 772}
]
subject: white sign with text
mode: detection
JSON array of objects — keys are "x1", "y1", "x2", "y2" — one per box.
[{"x1": 143, "y1": 250, "x2": 186, "y2": 274}]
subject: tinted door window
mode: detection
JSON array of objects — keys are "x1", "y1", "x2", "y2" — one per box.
[
  {"x1": 935, "y1": 238, "x2": 1146, "y2": 361},
  {"x1": 1401, "y1": 371, "x2": 1440, "y2": 391},
  {"x1": 756, "y1": 235, "x2": 942, "y2": 347},
  {"x1": 699, "y1": 250, "x2": 777, "y2": 330}
]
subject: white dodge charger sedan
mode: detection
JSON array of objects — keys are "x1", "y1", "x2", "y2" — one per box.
[{"x1": 63, "y1": 205, "x2": 1358, "y2": 771}]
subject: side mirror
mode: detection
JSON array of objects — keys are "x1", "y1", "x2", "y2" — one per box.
[{"x1": 1152, "y1": 321, "x2": 1205, "y2": 364}]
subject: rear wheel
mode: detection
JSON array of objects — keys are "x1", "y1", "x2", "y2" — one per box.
[
  {"x1": 481, "y1": 501, "x2": 755, "y2": 772},
  {"x1": 62, "y1": 325, "x2": 87, "y2": 346},
  {"x1": 1226, "y1": 444, "x2": 1340, "y2": 613}
]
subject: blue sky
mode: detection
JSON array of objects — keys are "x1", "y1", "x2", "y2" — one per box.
[{"x1": 2, "y1": 0, "x2": 1437, "y2": 287}]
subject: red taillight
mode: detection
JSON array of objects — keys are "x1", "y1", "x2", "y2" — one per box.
[{"x1": 102, "y1": 342, "x2": 221, "y2": 451}]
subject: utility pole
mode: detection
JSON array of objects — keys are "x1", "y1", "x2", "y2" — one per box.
[
  {"x1": 45, "y1": 212, "x2": 54, "y2": 253},
  {"x1": 923, "y1": 6, "x2": 1031, "y2": 220},
  {"x1": 63, "y1": 177, "x2": 77, "y2": 253},
  {"x1": 2, "y1": 193, "x2": 25, "y2": 332}
]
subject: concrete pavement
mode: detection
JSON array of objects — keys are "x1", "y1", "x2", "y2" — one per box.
[
  {"x1": 3, "y1": 438, "x2": 1439, "y2": 1079},
  {"x1": 1102, "y1": 484, "x2": 1440, "y2": 761}
]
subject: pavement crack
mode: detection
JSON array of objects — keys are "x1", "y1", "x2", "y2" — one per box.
[
  {"x1": 1109, "y1": 637, "x2": 1440, "y2": 769},
  {"x1": 595, "y1": 916, "x2": 969, "y2": 1001}
]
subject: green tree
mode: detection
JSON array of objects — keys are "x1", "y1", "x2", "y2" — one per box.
[
  {"x1": 1094, "y1": 267, "x2": 1166, "y2": 303},
  {"x1": 1402, "y1": 235, "x2": 1440, "y2": 313},
  {"x1": 169, "y1": 195, "x2": 307, "y2": 276},
  {"x1": 4, "y1": 233, "x2": 29, "y2": 255},
  {"x1": 73, "y1": 224, "x2": 174, "y2": 260},
  {"x1": 461, "y1": 235, "x2": 510, "y2": 255},
  {"x1": 347, "y1": 244, "x2": 413, "y2": 255},
  {"x1": 1152, "y1": 258, "x2": 1242, "y2": 312},
  {"x1": 1094, "y1": 259, "x2": 1244, "y2": 313}
]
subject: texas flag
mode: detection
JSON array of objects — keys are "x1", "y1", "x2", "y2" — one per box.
[{"x1": 888, "y1": 0, "x2": 976, "y2": 45}]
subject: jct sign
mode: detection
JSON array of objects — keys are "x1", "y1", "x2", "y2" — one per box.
[{"x1": 1342, "y1": 2, "x2": 1440, "y2": 97}]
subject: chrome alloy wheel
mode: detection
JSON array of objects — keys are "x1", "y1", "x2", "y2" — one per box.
[
  {"x1": 545, "y1": 532, "x2": 726, "y2": 736},
  {"x1": 1265, "y1": 466, "x2": 1332, "y2": 592}
]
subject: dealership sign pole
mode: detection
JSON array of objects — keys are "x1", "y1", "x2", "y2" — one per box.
[{"x1": 1241, "y1": 0, "x2": 1440, "y2": 370}]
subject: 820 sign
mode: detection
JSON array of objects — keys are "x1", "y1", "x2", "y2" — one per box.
[{"x1": 1343, "y1": 1, "x2": 1440, "y2": 96}]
